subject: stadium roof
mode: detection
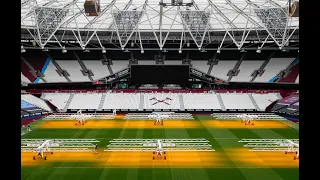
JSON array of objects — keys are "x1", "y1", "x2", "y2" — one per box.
[{"x1": 21, "y1": 0, "x2": 299, "y2": 51}]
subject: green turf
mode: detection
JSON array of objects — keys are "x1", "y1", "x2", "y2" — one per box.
[{"x1": 21, "y1": 116, "x2": 299, "y2": 180}]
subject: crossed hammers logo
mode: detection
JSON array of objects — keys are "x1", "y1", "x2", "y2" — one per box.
[{"x1": 149, "y1": 97, "x2": 172, "y2": 105}]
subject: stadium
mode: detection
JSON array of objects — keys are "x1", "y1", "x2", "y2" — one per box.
[{"x1": 21, "y1": 0, "x2": 299, "y2": 180}]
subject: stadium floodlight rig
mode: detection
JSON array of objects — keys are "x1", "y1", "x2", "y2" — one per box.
[
  {"x1": 104, "y1": 138, "x2": 214, "y2": 160},
  {"x1": 239, "y1": 139, "x2": 299, "y2": 160}
]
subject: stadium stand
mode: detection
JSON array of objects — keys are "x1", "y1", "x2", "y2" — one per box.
[
  {"x1": 21, "y1": 100, "x2": 35, "y2": 109},
  {"x1": 56, "y1": 60, "x2": 89, "y2": 82},
  {"x1": 38, "y1": 91, "x2": 286, "y2": 112},
  {"x1": 254, "y1": 58, "x2": 295, "y2": 82},
  {"x1": 270, "y1": 94, "x2": 299, "y2": 111},
  {"x1": 43, "y1": 60, "x2": 68, "y2": 83},
  {"x1": 144, "y1": 93, "x2": 180, "y2": 110},
  {"x1": 279, "y1": 63, "x2": 299, "y2": 83},
  {"x1": 191, "y1": 61, "x2": 209, "y2": 73},
  {"x1": 164, "y1": 61, "x2": 182, "y2": 65},
  {"x1": 182, "y1": 93, "x2": 222, "y2": 110},
  {"x1": 21, "y1": 94, "x2": 51, "y2": 112},
  {"x1": 82, "y1": 61, "x2": 110, "y2": 80},
  {"x1": 251, "y1": 93, "x2": 280, "y2": 111},
  {"x1": 220, "y1": 93, "x2": 255, "y2": 110},
  {"x1": 43, "y1": 93, "x2": 70, "y2": 110},
  {"x1": 21, "y1": 72, "x2": 31, "y2": 83},
  {"x1": 231, "y1": 61, "x2": 264, "y2": 82},
  {"x1": 137, "y1": 60, "x2": 156, "y2": 65},
  {"x1": 68, "y1": 93, "x2": 103, "y2": 110},
  {"x1": 102, "y1": 93, "x2": 140, "y2": 110},
  {"x1": 21, "y1": 59, "x2": 299, "y2": 84},
  {"x1": 210, "y1": 61, "x2": 237, "y2": 81},
  {"x1": 278, "y1": 102, "x2": 299, "y2": 114},
  {"x1": 111, "y1": 61, "x2": 129, "y2": 74}
]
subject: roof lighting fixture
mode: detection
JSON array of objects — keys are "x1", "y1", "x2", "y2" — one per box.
[
  {"x1": 62, "y1": 47, "x2": 67, "y2": 53},
  {"x1": 21, "y1": 45, "x2": 26, "y2": 53}
]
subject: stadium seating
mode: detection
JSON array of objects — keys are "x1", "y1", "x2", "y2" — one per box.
[
  {"x1": 43, "y1": 93, "x2": 71, "y2": 110},
  {"x1": 251, "y1": 93, "x2": 280, "y2": 111},
  {"x1": 38, "y1": 91, "x2": 282, "y2": 111},
  {"x1": 21, "y1": 94, "x2": 51, "y2": 112},
  {"x1": 43, "y1": 60, "x2": 68, "y2": 82},
  {"x1": 164, "y1": 61, "x2": 182, "y2": 65},
  {"x1": 182, "y1": 93, "x2": 222, "y2": 109},
  {"x1": 231, "y1": 61, "x2": 264, "y2": 82},
  {"x1": 138, "y1": 61, "x2": 156, "y2": 65},
  {"x1": 191, "y1": 61, "x2": 209, "y2": 73},
  {"x1": 111, "y1": 61, "x2": 129, "y2": 74},
  {"x1": 210, "y1": 61, "x2": 237, "y2": 80},
  {"x1": 220, "y1": 93, "x2": 255, "y2": 109},
  {"x1": 68, "y1": 93, "x2": 103, "y2": 109},
  {"x1": 56, "y1": 60, "x2": 89, "y2": 82},
  {"x1": 22, "y1": 59, "x2": 299, "y2": 83},
  {"x1": 144, "y1": 93, "x2": 180, "y2": 109},
  {"x1": 21, "y1": 73, "x2": 31, "y2": 83},
  {"x1": 254, "y1": 58, "x2": 295, "y2": 82},
  {"x1": 102, "y1": 93, "x2": 140, "y2": 109},
  {"x1": 82, "y1": 61, "x2": 110, "y2": 80},
  {"x1": 21, "y1": 100, "x2": 35, "y2": 109}
]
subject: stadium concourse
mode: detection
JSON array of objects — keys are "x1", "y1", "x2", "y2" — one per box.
[{"x1": 21, "y1": 0, "x2": 299, "y2": 180}]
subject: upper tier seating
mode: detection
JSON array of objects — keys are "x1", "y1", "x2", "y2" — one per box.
[
  {"x1": 138, "y1": 61, "x2": 156, "y2": 65},
  {"x1": 43, "y1": 93, "x2": 70, "y2": 110},
  {"x1": 164, "y1": 61, "x2": 182, "y2": 65},
  {"x1": 111, "y1": 61, "x2": 129, "y2": 74},
  {"x1": 68, "y1": 93, "x2": 102, "y2": 109},
  {"x1": 82, "y1": 61, "x2": 110, "y2": 80},
  {"x1": 43, "y1": 60, "x2": 68, "y2": 82},
  {"x1": 144, "y1": 93, "x2": 180, "y2": 109},
  {"x1": 210, "y1": 61, "x2": 237, "y2": 80},
  {"x1": 254, "y1": 58, "x2": 295, "y2": 82},
  {"x1": 251, "y1": 93, "x2": 280, "y2": 110},
  {"x1": 103, "y1": 93, "x2": 140, "y2": 109},
  {"x1": 56, "y1": 60, "x2": 89, "y2": 82},
  {"x1": 191, "y1": 61, "x2": 209, "y2": 73},
  {"x1": 21, "y1": 94, "x2": 51, "y2": 111},
  {"x1": 231, "y1": 61, "x2": 264, "y2": 82},
  {"x1": 182, "y1": 93, "x2": 222, "y2": 109},
  {"x1": 21, "y1": 73, "x2": 31, "y2": 83},
  {"x1": 220, "y1": 93, "x2": 255, "y2": 109}
]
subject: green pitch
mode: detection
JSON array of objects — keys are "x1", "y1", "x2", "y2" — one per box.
[{"x1": 21, "y1": 116, "x2": 299, "y2": 180}]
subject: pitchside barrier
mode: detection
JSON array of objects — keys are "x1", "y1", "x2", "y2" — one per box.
[
  {"x1": 21, "y1": 139, "x2": 99, "y2": 152},
  {"x1": 212, "y1": 113, "x2": 286, "y2": 120},
  {"x1": 124, "y1": 113, "x2": 194, "y2": 120},
  {"x1": 43, "y1": 113, "x2": 115, "y2": 120},
  {"x1": 104, "y1": 138, "x2": 215, "y2": 152}
]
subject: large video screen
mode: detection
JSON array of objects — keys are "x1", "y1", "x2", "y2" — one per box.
[{"x1": 130, "y1": 65, "x2": 190, "y2": 84}]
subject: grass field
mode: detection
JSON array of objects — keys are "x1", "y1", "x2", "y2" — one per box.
[{"x1": 21, "y1": 115, "x2": 299, "y2": 180}]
